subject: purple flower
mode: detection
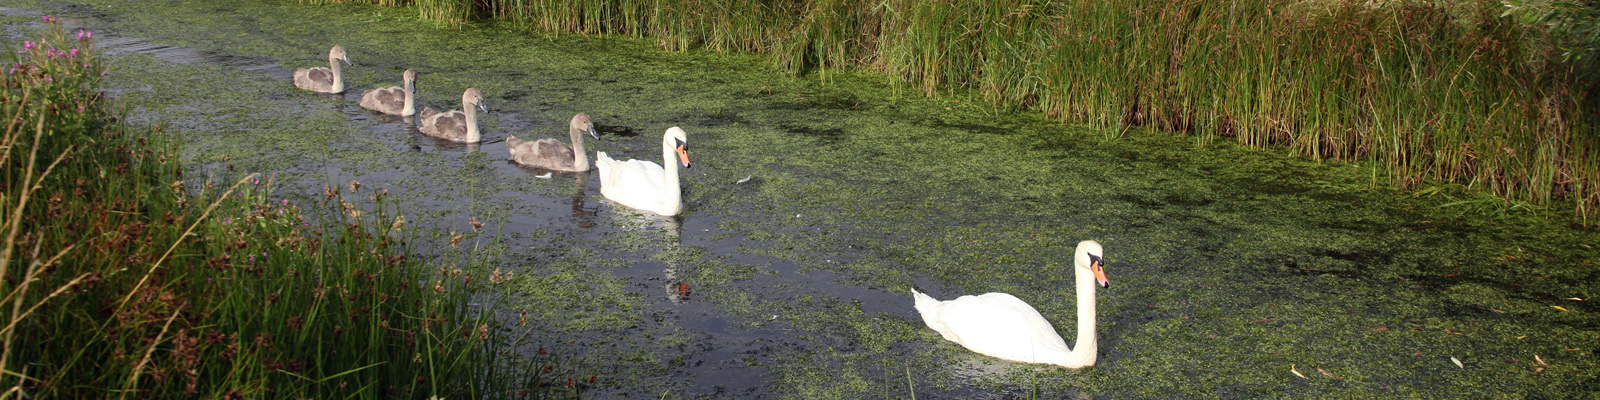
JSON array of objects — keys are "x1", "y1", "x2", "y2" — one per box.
[
  {"x1": 69, "y1": 48, "x2": 78, "y2": 57},
  {"x1": 76, "y1": 30, "x2": 90, "y2": 40},
  {"x1": 23, "y1": 41, "x2": 34, "y2": 50},
  {"x1": 42, "y1": 76, "x2": 50, "y2": 83},
  {"x1": 76, "y1": 105, "x2": 84, "y2": 112},
  {"x1": 248, "y1": 256, "x2": 255, "y2": 264},
  {"x1": 40, "y1": 16, "x2": 52, "y2": 22},
  {"x1": 224, "y1": 218, "x2": 232, "y2": 224},
  {"x1": 283, "y1": 198, "x2": 289, "y2": 205}
]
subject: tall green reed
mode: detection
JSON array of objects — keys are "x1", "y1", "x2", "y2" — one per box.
[{"x1": 372, "y1": 0, "x2": 1600, "y2": 222}]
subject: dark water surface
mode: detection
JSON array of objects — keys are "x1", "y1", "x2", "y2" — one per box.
[{"x1": 4, "y1": 0, "x2": 1599, "y2": 397}]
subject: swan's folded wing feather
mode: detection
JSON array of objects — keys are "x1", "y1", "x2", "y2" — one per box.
[
  {"x1": 931, "y1": 293, "x2": 1070, "y2": 361},
  {"x1": 360, "y1": 86, "x2": 404, "y2": 113}
]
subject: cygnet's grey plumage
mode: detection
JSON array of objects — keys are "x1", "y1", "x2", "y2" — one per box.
[
  {"x1": 359, "y1": 68, "x2": 416, "y2": 116},
  {"x1": 293, "y1": 46, "x2": 349, "y2": 93},
  {"x1": 507, "y1": 113, "x2": 598, "y2": 172},
  {"x1": 418, "y1": 88, "x2": 486, "y2": 143}
]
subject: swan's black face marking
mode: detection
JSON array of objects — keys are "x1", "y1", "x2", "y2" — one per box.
[
  {"x1": 674, "y1": 138, "x2": 692, "y2": 168},
  {"x1": 1088, "y1": 253, "x2": 1109, "y2": 288}
]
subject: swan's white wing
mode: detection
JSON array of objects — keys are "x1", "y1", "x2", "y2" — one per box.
[
  {"x1": 611, "y1": 159, "x2": 668, "y2": 189},
  {"x1": 596, "y1": 153, "x2": 671, "y2": 212},
  {"x1": 926, "y1": 293, "x2": 1070, "y2": 362}
]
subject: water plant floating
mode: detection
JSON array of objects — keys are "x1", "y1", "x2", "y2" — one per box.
[
  {"x1": 596, "y1": 127, "x2": 692, "y2": 216},
  {"x1": 911, "y1": 240, "x2": 1110, "y2": 368},
  {"x1": 507, "y1": 113, "x2": 598, "y2": 171},
  {"x1": 292, "y1": 45, "x2": 349, "y2": 93}
]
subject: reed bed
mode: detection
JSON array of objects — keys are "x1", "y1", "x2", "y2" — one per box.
[
  {"x1": 397, "y1": 0, "x2": 1600, "y2": 222},
  {"x1": 1, "y1": 18, "x2": 577, "y2": 398}
]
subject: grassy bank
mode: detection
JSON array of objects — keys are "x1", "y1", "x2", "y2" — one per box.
[
  {"x1": 312, "y1": 0, "x2": 1599, "y2": 223},
  {"x1": 0, "y1": 18, "x2": 567, "y2": 398}
]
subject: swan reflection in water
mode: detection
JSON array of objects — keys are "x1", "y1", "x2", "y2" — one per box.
[
  {"x1": 568, "y1": 172, "x2": 598, "y2": 229},
  {"x1": 600, "y1": 200, "x2": 691, "y2": 304},
  {"x1": 660, "y1": 217, "x2": 687, "y2": 304}
]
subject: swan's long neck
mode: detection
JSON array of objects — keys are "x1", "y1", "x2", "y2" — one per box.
[
  {"x1": 661, "y1": 139, "x2": 682, "y2": 213},
  {"x1": 1062, "y1": 263, "x2": 1098, "y2": 367},
  {"x1": 401, "y1": 76, "x2": 415, "y2": 116},
  {"x1": 570, "y1": 126, "x2": 589, "y2": 171},
  {"x1": 464, "y1": 102, "x2": 480, "y2": 143},
  {"x1": 328, "y1": 54, "x2": 344, "y2": 93}
]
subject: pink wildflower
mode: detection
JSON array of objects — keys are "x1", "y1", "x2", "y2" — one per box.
[
  {"x1": 69, "y1": 48, "x2": 78, "y2": 57},
  {"x1": 22, "y1": 41, "x2": 33, "y2": 50}
]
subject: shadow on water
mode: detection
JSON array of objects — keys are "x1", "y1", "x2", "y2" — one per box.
[
  {"x1": 49, "y1": 15, "x2": 292, "y2": 81},
  {"x1": 778, "y1": 124, "x2": 844, "y2": 144}
]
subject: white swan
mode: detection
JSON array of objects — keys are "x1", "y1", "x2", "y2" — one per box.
[
  {"x1": 293, "y1": 45, "x2": 350, "y2": 94},
  {"x1": 418, "y1": 88, "x2": 486, "y2": 143},
  {"x1": 595, "y1": 126, "x2": 691, "y2": 216},
  {"x1": 507, "y1": 113, "x2": 598, "y2": 171},
  {"x1": 359, "y1": 68, "x2": 416, "y2": 116},
  {"x1": 911, "y1": 240, "x2": 1110, "y2": 368}
]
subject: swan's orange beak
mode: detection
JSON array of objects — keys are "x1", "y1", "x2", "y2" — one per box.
[
  {"x1": 1091, "y1": 259, "x2": 1109, "y2": 288},
  {"x1": 676, "y1": 144, "x2": 692, "y2": 168}
]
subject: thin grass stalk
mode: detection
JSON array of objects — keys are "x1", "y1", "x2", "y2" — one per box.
[
  {"x1": 0, "y1": 117, "x2": 46, "y2": 300},
  {"x1": 112, "y1": 173, "x2": 257, "y2": 315},
  {"x1": 122, "y1": 304, "x2": 184, "y2": 399}
]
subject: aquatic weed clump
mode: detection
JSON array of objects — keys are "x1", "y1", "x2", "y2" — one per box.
[{"x1": 0, "y1": 17, "x2": 527, "y2": 398}]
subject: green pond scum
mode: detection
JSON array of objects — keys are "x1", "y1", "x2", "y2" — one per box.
[{"x1": 3, "y1": 0, "x2": 1597, "y2": 397}]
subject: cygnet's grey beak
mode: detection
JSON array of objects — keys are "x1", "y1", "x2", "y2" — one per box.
[{"x1": 587, "y1": 124, "x2": 599, "y2": 140}]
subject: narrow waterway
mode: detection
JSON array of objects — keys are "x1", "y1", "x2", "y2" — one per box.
[{"x1": 4, "y1": 0, "x2": 1597, "y2": 397}]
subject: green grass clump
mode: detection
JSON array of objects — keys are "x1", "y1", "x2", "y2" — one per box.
[
  {"x1": 386, "y1": 0, "x2": 1597, "y2": 223},
  {"x1": 0, "y1": 17, "x2": 565, "y2": 398}
]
